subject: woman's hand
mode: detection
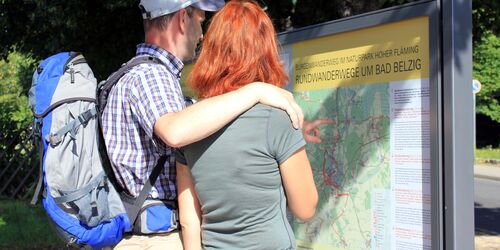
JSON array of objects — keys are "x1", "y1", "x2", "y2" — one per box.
[{"x1": 302, "y1": 119, "x2": 334, "y2": 143}]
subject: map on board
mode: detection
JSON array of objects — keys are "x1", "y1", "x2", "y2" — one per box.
[{"x1": 292, "y1": 83, "x2": 391, "y2": 249}]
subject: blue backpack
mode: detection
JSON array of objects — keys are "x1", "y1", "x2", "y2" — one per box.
[{"x1": 29, "y1": 52, "x2": 176, "y2": 249}]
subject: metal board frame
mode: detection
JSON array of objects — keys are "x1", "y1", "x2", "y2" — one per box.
[
  {"x1": 440, "y1": 0, "x2": 474, "y2": 249},
  {"x1": 276, "y1": 0, "x2": 473, "y2": 249}
]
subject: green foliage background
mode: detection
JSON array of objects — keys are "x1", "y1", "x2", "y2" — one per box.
[
  {"x1": 473, "y1": 33, "x2": 500, "y2": 123},
  {"x1": 0, "y1": 0, "x2": 143, "y2": 80},
  {"x1": 472, "y1": 0, "x2": 500, "y2": 124},
  {"x1": 0, "y1": 51, "x2": 35, "y2": 132}
]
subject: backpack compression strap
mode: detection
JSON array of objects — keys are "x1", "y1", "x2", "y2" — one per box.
[
  {"x1": 30, "y1": 118, "x2": 45, "y2": 205},
  {"x1": 96, "y1": 55, "x2": 170, "y2": 227},
  {"x1": 46, "y1": 107, "x2": 97, "y2": 146}
]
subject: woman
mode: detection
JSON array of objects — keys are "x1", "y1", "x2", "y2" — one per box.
[{"x1": 175, "y1": 1, "x2": 318, "y2": 249}]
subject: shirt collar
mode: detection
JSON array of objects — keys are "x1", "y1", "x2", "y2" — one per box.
[{"x1": 136, "y1": 43, "x2": 184, "y2": 78}]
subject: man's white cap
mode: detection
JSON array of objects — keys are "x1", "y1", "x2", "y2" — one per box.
[{"x1": 139, "y1": 0, "x2": 225, "y2": 20}]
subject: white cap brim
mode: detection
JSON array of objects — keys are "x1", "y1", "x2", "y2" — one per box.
[{"x1": 191, "y1": 0, "x2": 225, "y2": 12}]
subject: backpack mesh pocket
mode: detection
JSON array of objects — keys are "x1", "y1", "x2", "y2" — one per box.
[{"x1": 56, "y1": 173, "x2": 112, "y2": 227}]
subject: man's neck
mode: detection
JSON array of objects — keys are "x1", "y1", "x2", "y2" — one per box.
[{"x1": 145, "y1": 27, "x2": 181, "y2": 59}]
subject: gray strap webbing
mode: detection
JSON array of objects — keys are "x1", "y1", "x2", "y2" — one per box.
[
  {"x1": 53, "y1": 172, "x2": 106, "y2": 204},
  {"x1": 127, "y1": 156, "x2": 167, "y2": 227},
  {"x1": 46, "y1": 107, "x2": 97, "y2": 146},
  {"x1": 30, "y1": 119, "x2": 45, "y2": 206}
]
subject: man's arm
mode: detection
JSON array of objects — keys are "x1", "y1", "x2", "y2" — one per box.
[{"x1": 155, "y1": 82, "x2": 303, "y2": 147}]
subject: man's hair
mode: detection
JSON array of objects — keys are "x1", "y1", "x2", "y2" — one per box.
[
  {"x1": 143, "y1": 6, "x2": 194, "y2": 32},
  {"x1": 188, "y1": 0, "x2": 288, "y2": 98}
]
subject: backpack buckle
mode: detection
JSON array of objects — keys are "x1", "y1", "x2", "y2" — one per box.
[
  {"x1": 45, "y1": 133, "x2": 62, "y2": 146},
  {"x1": 31, "y1": 119, "x2": 43, "y2": 140},
  {"x1": 78, "y1": 110, "x2": 94, "y2": 126}
]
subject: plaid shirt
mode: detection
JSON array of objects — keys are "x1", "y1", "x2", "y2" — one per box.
[{"x1": 102, "y1": 43, "x2": 185, "y2": 200}]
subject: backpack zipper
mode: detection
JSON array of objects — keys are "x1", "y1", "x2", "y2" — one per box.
[
  {"x1": 64, "y1": 58, "x2": 86, "y2": 84},
  {"x1": 67, "y1": 63, "x2": 75, "y2": 83}
]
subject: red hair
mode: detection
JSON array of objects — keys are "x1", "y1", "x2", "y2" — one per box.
[{"x1": 188, "y1": 0, "x2": 288, "y2": 98}]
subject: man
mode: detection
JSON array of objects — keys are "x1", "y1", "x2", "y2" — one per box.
[{"x1": 102, "y1": 0, "x2": 303, "y2": 249}]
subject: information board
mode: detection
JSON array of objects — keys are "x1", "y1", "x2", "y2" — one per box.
[{"x1": 280, "y1": 15, "x2": 432, "y2": 250}]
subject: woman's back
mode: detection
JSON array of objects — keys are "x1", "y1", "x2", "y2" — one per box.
[
  {"x1": 177, "y1": 2, "x2": 317, "y2": 249},
  {"x1": 178, "y1": 104, "x2": 304, "y2": 249}
]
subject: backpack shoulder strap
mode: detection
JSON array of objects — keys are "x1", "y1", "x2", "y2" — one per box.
[
  {"x1": 96, "y1": 55, "x2": 165, "y2": 193},
  {"x1": 96, "y1": 55, "x2": 169, "y2": 226},
  {"x1": 97, "y1": 55, "x2": 164, "y2": 112},
  {"x1": 127, "y1": 155, "x2": 167, "y2": 226}
]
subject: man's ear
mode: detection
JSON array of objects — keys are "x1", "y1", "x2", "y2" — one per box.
[{"x1": 177, "y1": 8, "x2": 188, "y2": 34}]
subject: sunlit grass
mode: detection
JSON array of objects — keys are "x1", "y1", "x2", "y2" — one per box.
[
  {"x1": 475, "y1": 147, "x2": 500, "y2": 163},
  {"x1": 0, "y1": 200, "x2": 64, "y2": 249}
]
